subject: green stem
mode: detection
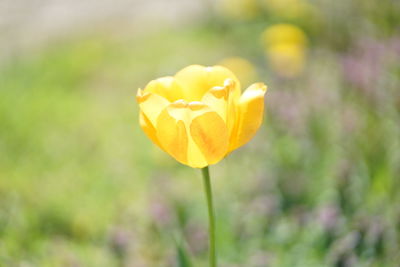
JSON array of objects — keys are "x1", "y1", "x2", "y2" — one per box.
[{"x1": 201, "y1": 166, "x2": 217, "y2": 267}]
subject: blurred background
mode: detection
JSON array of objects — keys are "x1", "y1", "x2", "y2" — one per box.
[{"x1": 1, "y1": 0, "x2": 400, "y2": 266}]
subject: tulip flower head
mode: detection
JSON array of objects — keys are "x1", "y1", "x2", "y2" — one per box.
[{"x1": 137, "y1": 65, "x2": 267, "y2": 168}]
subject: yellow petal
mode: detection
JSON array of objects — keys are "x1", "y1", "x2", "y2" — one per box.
[
  {"x1": 139, "y1": 111, "x2": 162, "y2": 148},
  {"x1": 190, "y1": 110, "x2": 229, "y2": 166},
  {"x1": 201, "y1": 83, "x2": 229, "y2": 120},
  {"x1": 175, "y1": 65, "x2": 241, "y2": 101},
  {"x1": 229, "y1": 83, "x2": 267, "y2": 151},
  {"x1": 143, "y1": 76, "x2": 184, "y2": 102},
  {"x1": 156, "y1": 107, "x2": 189, "y2": 164},
  {"x1": 136, "y1": 89, "x2": 170, "y2": 127},
  {"x1": 156, "y1": 100, "x2": 229, "y2": 168},
  {"x1": 202, "y1": 79, "x2": 238, "y2": 139}
]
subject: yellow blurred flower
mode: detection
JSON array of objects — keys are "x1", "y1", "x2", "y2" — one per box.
[
  {"x1": 137, "y1": 65, "x2": 267, "y2": 168},
  {"x1": 262, "y1": 23, "x2": 308, "y2": 78},
  {"x1": 218, "y1": 57, "x2": 258, "y2": 87},
  {"x1": 262, "y1": 24, "x2": 307, "y2": 48}
]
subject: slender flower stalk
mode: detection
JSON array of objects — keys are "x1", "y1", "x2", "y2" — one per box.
[{"x1": 202, "y1": 167, "x2": 216, "y2": 267}]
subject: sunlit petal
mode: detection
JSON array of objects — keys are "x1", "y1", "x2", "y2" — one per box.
[
  {"x1": 143, "y1": 76, "x2": 184, "y2": 102},
  {"x1": 202, "y1": 79, "x2": 238, "y2": 139},
  {"x1": 190, "y1": 111, "x2": 229, "y2": 166},
  {"x1": 229, "y1": 83, "x2": 267, "y2": 151},
  {"x1": 156, "y1": 104, "x2": 189, "y2": 165},
  {"x1": 175, "y1": 65, "x2": 241, "y2": 101},
  {"x1": 139, "y1": 111, "x2": 162, "y2": 148},
  {"x1": 156, "y1": 100, "x2": 229, "y2": 168},
  {"x1": 136, "y1": 89, "x2": 170, "y2": 127}
]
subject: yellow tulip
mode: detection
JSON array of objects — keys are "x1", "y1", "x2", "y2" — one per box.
[
  {"x1": 262, "y1": 23, "x2": 307, "y2": 49},
  {"x1": 262, "y1": 23, "x2": 308, "y2": 78},
  {"x1": 137, "y1": 65, "x2": 267, "y2": 168}
]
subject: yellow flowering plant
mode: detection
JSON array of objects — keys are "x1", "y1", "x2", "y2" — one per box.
[
  {"x1": 136, "y1": 65, "x2": 267, "y2": 266},
  {"x1": 262, "y1": 23, "x2": 308, "y2": 78}
]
